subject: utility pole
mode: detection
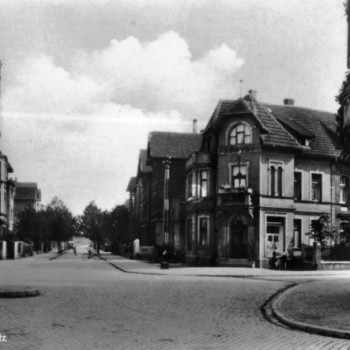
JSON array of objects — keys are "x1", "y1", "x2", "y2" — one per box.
[{"x1": 162, "y1": 156, "x2": 171, "y2": 245}]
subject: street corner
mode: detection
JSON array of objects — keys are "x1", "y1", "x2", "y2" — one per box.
[
  {"x1": 0, "y1": 286, "x2": 40, "y2": 298},
  {"x1": 271, "y1": 282, "x2": 350, "y2": 340}
]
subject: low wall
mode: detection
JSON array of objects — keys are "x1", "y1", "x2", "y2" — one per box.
[{"x1": 320, "y1": 261, "x2": 350, "y2": 270}]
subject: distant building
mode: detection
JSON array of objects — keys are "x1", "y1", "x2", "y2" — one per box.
[
  {"x1": 127, "y1": 130, "x2": 202, "y2": 251},
  {"x1": 0, "y1": 155, "x2": 15, "y2": 259},
  {"x1": 14, "y1": 182, "x2": 42, "y2": 218}
]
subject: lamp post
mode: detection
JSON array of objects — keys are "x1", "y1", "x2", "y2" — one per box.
[{"x1": 162, "y1": 156, "x2": 171, "y2": 246}]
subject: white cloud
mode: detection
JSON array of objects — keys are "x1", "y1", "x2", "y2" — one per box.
[
  {"x1": 5, "y1": 31, "x2": 244, "y2": 121},
  {"x1": 2, "y1": 31, "x2": 244, "y2": 213}
]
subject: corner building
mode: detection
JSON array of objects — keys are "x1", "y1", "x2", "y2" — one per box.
[{"x1": 185, "y1": 92, "x2": 349, "y2": 267}]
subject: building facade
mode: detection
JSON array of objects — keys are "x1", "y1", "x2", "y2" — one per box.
[
  {"x1": 14, "y1": 182, "x2": 42, "y2": 218},
  {"x1": 127, "y1": 131, "x2": 202, "y2": 253},
  {"x1": 185, "y1": 92, "x2": 350, "y2": 267},
  {"x1": 0, "y1": 155, "x2": 15, "y2": 259}
]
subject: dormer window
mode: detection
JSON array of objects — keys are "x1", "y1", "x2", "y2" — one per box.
[{"x1": 229, "y1": 123, "x2": 251, "y2": 145}]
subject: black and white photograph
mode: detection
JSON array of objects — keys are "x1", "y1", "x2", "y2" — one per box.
[{"x1": 0, "y1": 0, "x2": 350, "y2": 349}]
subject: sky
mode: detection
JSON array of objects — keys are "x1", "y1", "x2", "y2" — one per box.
[{"x1": 0, "y1": 0, "x2": 347, "y2": 215}]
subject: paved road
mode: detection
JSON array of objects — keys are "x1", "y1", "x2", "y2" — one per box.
[{"x1": 0, "y1": 251, "x2": 350, "y2": 350}]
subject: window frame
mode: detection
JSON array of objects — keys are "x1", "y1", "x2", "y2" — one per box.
[
  {"x1": 186, "y1": 218, "x2": 193, "y2": 250},
  {"x1": 227, "y1": 122, "x2": 252, "y2": 146},
  {"x1": 229, "y1": 162, "x2": 249, "y2": 189},
  {"x1": 340, "y1": 175, "x2": 349, "y2": 204},
  {"x1": 293, "y1": 218, "x2": 302, "y2": 249},
  {"x1": 199, "y1": 169, "x2": 208, "y2": 198},
  {"x1": 294, "y1": 171, "x2": 302, "y2": 200},
  {"x1": 198, "y1": 215, "x2": 210, "y2": 247},
  {"x1": 311, "y1": 173, "x2": 322, "y2": 202},
  {"x1": 269, "y1": 161, "x2": 284, "y2": 197}
]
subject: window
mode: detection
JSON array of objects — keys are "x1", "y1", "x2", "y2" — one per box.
[
  {"x1": 277, "y1": 167, "x2": 283, "y2": 197},
  {"x1": 293, "y1": 219, "x2": 302, "y2": 248},
  {"x1": 340, "y1": 176, "x2": 349, "y2": 203},
  {"x1": 187, "y1": 170, "x2": 209, "y2": 200},
  {"x1": 229, "y1": 124, "x2": 251, "y2": 145},
  {"x1": 187, "y1": 172, "x2": 193, "y2": 198},
  {"x1": 311, "y1": 173, "x2": 322, "y2": 201},
  {"x1": 199, "y1": 217, "x2": 209, "y2": 247},
  {"x1": 199, "y1": 170, "x2": 208, "y2": 198},
  {"x1": 270, "y1": 166, "x2": 276, "y2": 196},
  {"x1": 266, "y1": 217, "x2": 284, "y2": 246},
  {"x1": 187, "y1": 219, "x2": 192, "y2": 250},
  {"x1": 266, "y1": 225, "x2": 280, "y2": 243},
  {"x1": 270, "y1": 164, "x2": 283, "y2": 197},
  {"x1": 340, "y1": 222, "x2": 350, "y2": 244},
  {"x1": 294, "y1": 172, "x2": 302, "y2": 200},
  {"x1": 231, "y1": 164, "x2": 247, "y2": 189}
]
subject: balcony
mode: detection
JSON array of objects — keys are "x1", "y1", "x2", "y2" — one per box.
[
  {"x1": 217, "y1": 187, "x2": 253, "y2": 207},
  {"x1": 186, "y1": 152, "x2": 211, "y2": 170}
]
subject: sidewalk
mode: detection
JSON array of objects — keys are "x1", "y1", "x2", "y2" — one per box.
[
  {"x1": 101, "y1": 254, "x2": 350, "y2": 278},
  {"x1": 102, "y1": 254, "x2": 350, "y2": 339}
]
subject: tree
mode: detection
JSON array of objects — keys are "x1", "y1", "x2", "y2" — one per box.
[
  {"x1": 15, "y1": 207, "x2": 48, "y2": 252},
  {"x1": 80, "y1": 201, "x2": 104, "y2": 252},
  {"x1": 46, "y1": 197, "x2": 74, "y2": 252},
  {"x1": 306, "y1": 213, "x2": 335, "y2": 245},
  {"x1": 107, "y1": 205, "x2": 130, "y2": 253}
]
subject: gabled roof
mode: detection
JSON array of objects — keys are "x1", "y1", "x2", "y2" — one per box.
[
  {"x1": 138, "y1": 149, "x2": 152, "y2": 173},
  {"x1": 265, "y1": 104, "x2": 341, "y2": 158},
  {"x1": 126, "y1": 177, "x2": 137, "y2": 192},
  {"x1": 15, "y1": 182, "x2": 41, "y2": 201},
  {"x1": 148, "y1": 132, "x2": 202, "y2": 159},
  {"x1": 203, "y1": 94, "x2": 341, "y2": 158}
]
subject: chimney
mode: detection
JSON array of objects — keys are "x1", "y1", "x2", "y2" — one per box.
[
  {"x1": 193, "y1": 119, "x2": 197, "y2": 134},
  {"x1": 283, "y1": 98, "x2": 295, "y2": 106},
  {"x1": 248, "y1": 89, "x2": 257, "y2": 99}
]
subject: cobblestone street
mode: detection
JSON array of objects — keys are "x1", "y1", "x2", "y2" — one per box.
[{"x1": 0, "y1": 251, "x2": 350, "y2": 350}]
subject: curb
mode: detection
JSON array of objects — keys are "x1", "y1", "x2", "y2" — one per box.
[
  {"x1": 0, "y1": 287, "x2": 40, "y2": 298},
  {"x1": 101, "y1": 258, "x2": 127, "y2": 273},
  {"x1": 102, "y1": 259, "x2": 261, "y2": 278},
  {"x1": 271, "y1": 284, "x2": 350, "y2": 339}
]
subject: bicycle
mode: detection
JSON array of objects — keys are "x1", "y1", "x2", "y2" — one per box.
[{"x1": 82, "y1": 252, "x2": 101, "y2": 261}]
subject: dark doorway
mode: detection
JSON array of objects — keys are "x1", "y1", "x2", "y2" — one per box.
[{"x1": 230, "y1": 220, "x2": 248, "y2": 258}]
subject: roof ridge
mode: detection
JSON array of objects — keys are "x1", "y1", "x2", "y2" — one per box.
[{"x1": 263, "y1": 103, "x2": 335, "y2": 116}]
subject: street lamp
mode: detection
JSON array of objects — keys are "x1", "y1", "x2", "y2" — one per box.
[{"x1": 162, "y1": 156, "x2": 171, "y2": 246}]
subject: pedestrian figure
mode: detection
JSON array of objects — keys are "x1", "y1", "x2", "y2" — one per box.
[
  {"x1": 281, "y1": 250, "x2": 288, "y2": 270},
  {"x1": 271, "y1": 246, "x2": 281, "y2": 269},
  {"x1": 73, "y1": 245, "x2": 77, "y2": 256}
]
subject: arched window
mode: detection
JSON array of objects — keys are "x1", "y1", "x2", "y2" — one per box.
[
  {"x1": 229, "y1": 123, "x2": 251, "y2": 145},
  {"x1": 277, "y1": 167, "x2": 283, "y2": 197},
  {"x1": 270, "y1": 166, "x2": 276, "y2": 196}
]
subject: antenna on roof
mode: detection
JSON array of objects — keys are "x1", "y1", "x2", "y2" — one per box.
[{"x1": 239, "y1": 80, "x2": 243, "y2": 98}]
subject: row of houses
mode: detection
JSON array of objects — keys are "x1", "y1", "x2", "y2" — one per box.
[
  {"x1": 0, "y1": 159, "x2": 42, "y2": 259},
  {"x1": 126, "y1": 88, "x2": 350, "y2": 268}
]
